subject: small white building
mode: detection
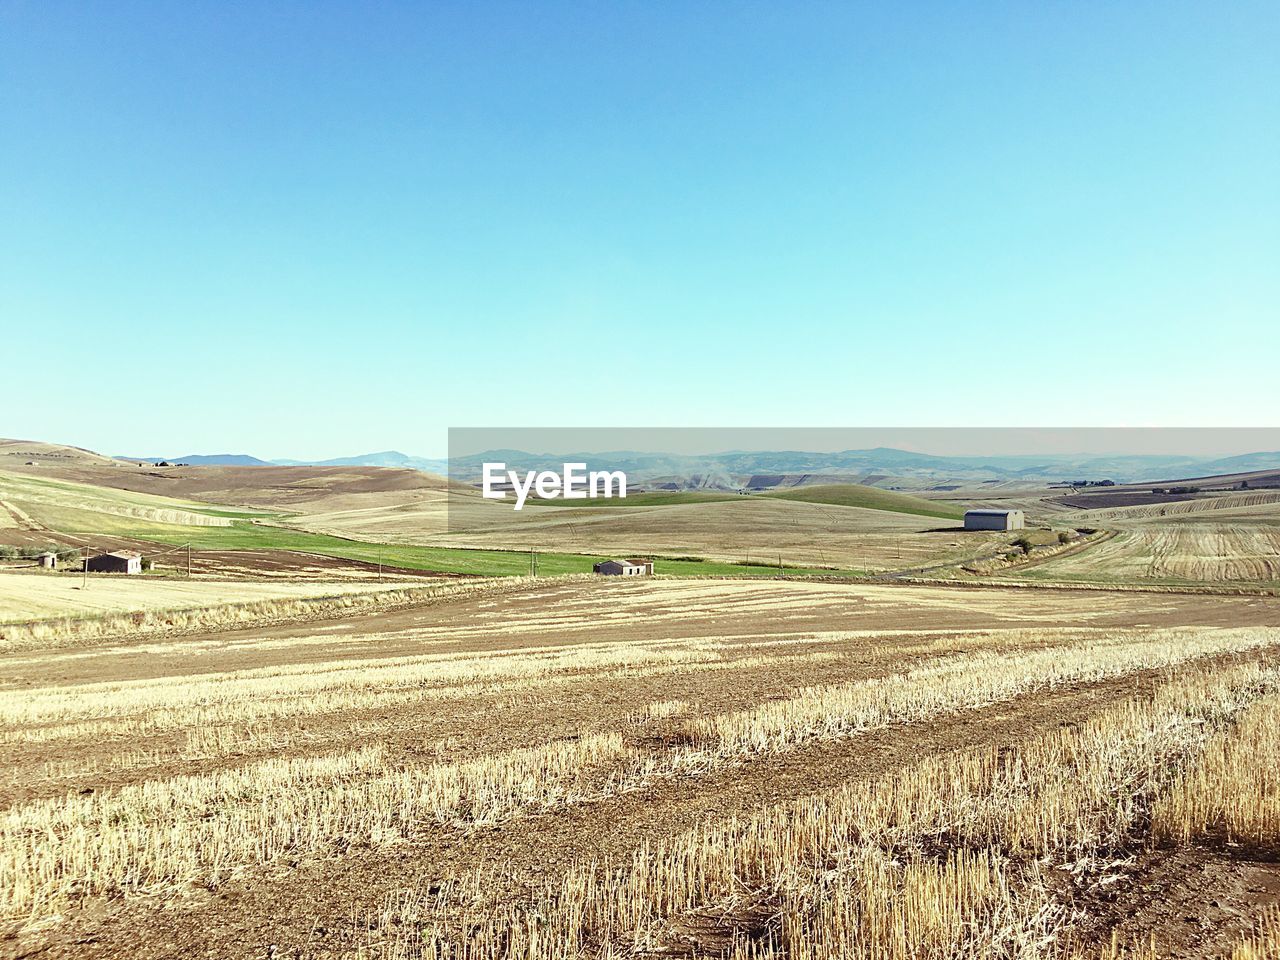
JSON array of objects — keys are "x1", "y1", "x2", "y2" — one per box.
[
  {"x1": 36, "y1": 552, "x2": 58, "y2": 570},
  {"x1": 593, "y1": 559, "x2": 654, "y2": 576},
  {"x1": 964, "y1": 509, "x2": 1026, "y2": 531}
]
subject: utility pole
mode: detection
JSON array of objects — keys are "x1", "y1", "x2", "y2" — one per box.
[
  {"x1": 82, "y1": 546, "x2": 88, "y2": 589},
  {"x1": 187, "y1": 543, "x2": 192, "y2": 579},
  {"x1": 377, "y1": 547, "x2": 383, "y2": 583}
]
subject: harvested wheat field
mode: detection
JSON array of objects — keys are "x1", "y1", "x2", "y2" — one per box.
[
  {"x1": 0, "y1": 570, "x2": 442, "y2": 638},
  {"x1": 2, "y1": 577, "x2": 1280, "y2": 959},
  {"x1": 1069, "y1": 491, "x2": 1280, "y2": 525},
  {"x1": 1022, "y1": 524, "x2": 1280, "y2": 586}
]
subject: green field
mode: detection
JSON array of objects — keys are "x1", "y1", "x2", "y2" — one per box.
[
  {"x1": 13, "y1": 502, "x2": 862, "y2": 578},
  {"x1": 124, "y1": 522, "x2": 865, "y2": 578}
]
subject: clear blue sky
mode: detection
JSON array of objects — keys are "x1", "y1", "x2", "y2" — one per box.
[{"x1": 3, "y1": 2, "x2": 1276, "y2": 459}]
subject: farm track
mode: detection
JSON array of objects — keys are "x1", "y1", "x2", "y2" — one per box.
[
  {"x1": 874, "y1": 530, "x2": 1118, "y2": 582},
  {"x1": 0, "y1": 501, "x2": 44, "y2": 533},
  {"x1": 992, "y1": 528, "x2": 1117, "y2": 572}
]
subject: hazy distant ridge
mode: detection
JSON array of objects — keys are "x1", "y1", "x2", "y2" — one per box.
[
  {"x1": 115, "y1": 447, "x2": 1280, "y2": 487},
  {"x1": 119, "y1": 450, "x2": 449, "y2": 472}
]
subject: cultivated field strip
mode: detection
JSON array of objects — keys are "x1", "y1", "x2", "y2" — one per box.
[
  {"x1": 1029, "y1": 524, "x2": 1280, "y2": 584},
  {"x1": 3, "y1": 626, "x2": 1276, "y2": 925},
  {"x1": 0, "y1": 576, "x2": 549, "y2": 652},
  {"x1": 0, "y1": 618, "x2": 1093, "y2": 732},
  {"x1": 364, "y1": 660, "x2": 1280, "y2": 959},
  {"x1": 0, "y1": 572, "x2": 405, "y2": 626},
  {"x1": 0, "y1": 471, "x2": 240, "y2": 527},
  {"x1": 0, "y1": 597, "x2": 1122, "y2": 747},
  {"x1": 0, "y1": 637, "x2": 805, "y2": 743},
  {"x1": 2, "y1": 629, "x2": 1063, "y2": 800},
  {"x1": 1071, "y1": 491, "x2": 1280, "y2": 523},
  {"x1": 692, "y1": 628, "x2": 1279, "y2": 755}
]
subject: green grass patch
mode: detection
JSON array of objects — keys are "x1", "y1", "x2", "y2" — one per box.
[{"x1": 35, "y1": 510, "x2": 864, "y2": 579}]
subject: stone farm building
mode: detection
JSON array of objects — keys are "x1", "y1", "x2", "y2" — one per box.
[
  {"x1": 593, "y1": 559, "x2": 654, "y2": 576},
  {"x1": 963, "y1": 509, "x2": 1026, "y2": 531},
  {"x1": 86, "y1": 551, "x2": 143, "y2": 574}
]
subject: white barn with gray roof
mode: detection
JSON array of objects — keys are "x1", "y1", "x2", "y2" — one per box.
[{"x1": 963, "y1": 509, "x2": 1026, "y2": 531}]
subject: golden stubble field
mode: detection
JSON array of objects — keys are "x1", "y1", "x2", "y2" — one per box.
[
  {"x1": 0, "y1": 571, "x2": 432, "y2": 626},
  {"x1": 1025, "y1": 524, "x2": 1280, "y2": 584},
  {"x1": 3, "y1": 577, "x2": 1280, "y2": 959},
  {"x1": 1012, "y1": 494, "x2": 1280, "y2": 587},
  {"x1": 935, "y1": 488, "x2": 1280, "y2": 589}
]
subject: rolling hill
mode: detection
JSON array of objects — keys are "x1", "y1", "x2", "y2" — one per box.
[
  {"x1": 528, "y1": 484, "x2": 963, "y2": 520},
  {"x1": 761, "y1": 484, "x2": 964, "y2": 519}
]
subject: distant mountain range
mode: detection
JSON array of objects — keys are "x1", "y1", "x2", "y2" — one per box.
[
  {"x1": 271, "y1": 451, "x2": 450, "y2": 472},
  {"x1": 118, "y1": 453, "x2": 273, "y2": 466},
  {"x1": 118, "y1": 450, "x2": 450, "y2": 472},
  {"x1": 114, "y1": 447, "x2": 1280, "y2": 490},
  {"x1": 446, "y1": 448, "x2": 1280, "y2": 490}
]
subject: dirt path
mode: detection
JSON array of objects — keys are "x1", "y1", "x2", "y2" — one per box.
[
  {"x1": 0, "y1": 501, "x2": 44, "y2": 532},
  {"x1": 1075, "y1": 848, "x2": 1280, "y2": 958}
]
